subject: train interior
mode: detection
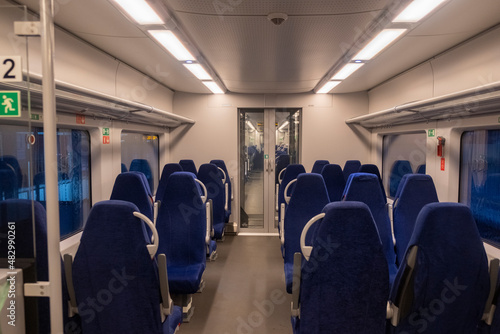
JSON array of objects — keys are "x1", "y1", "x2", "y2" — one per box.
[{"x1": 1, "y1": 0, "x2": 500, "y2": 333}]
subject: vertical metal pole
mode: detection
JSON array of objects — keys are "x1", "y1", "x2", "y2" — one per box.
[{"x1": 40, "y1": 0, "x2": 64, "y2": 332}]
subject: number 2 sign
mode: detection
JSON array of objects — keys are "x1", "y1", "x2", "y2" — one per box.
[{"x1": 1, "y1": 56, "x2": 22, "y2": 82}]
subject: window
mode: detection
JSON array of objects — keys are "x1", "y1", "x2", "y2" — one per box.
[
  {"x1": 460, "y1": 129, "x2": 500, "y2": 246},
  {"x1": 382, "y1": 132, "x2": 427, "y2": 198},
  {"x1": 121, "y1": 131, "x2": 159, "y2": 193},
  {"x1": 0, "y1": 125, "x2": 91, "y2": 239}
]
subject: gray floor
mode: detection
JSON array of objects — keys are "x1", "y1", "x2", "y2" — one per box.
[{"x1": 178, "y1": 235, "x2": 292, "y2": 334}]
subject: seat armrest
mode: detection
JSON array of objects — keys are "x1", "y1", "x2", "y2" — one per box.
[
  {"x1": 291, "y1": 252, "x2": 302, "y2": 318},
  {"x1": 280, "y1": 203, "x2": 285, "y2": 245},
  {"x1": 158, "y1": 254, "x2": 173, "y2": 318},
  {"x1": 483, "y1": 257, "x2": 499, "y2": 325},
  {"x1": 63, "y1": 254, "x2": 79, "y2": 317},
  {"x1": 206, "y1": 201, "x2": 212, "y2": 245}
]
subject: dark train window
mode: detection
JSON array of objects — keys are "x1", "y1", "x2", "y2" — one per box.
[
  {"x1": 460, "y1": 129, "x2": 500, "y2": 247},
  {"x1": 382, "y1": 132, "x2": 427, "y2": 198},
  {"x1": 121, "y1": 131, "x2": 159, "y2": 194},
  {"x1": 0, "y1": 125, "x2": 91, "y2": 239}
]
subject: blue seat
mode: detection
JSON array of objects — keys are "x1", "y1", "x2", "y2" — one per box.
[
  {"x1": 198, "y1": 163, "x2": 226, "y2": 240},
  {"x1": 283, "y1": 173, "x2": 329, "y2": 293},
  {"x1": 320, "y1": 164, "x2": 345, "y2": 202},
  {"x1": 210, "y1": 159, "x2": 232, "y2": 222},
  {"x1": 343, "y1": 173, "x2": 397, "y2": 282},
  {"x1": 156, "y1": 172, "x2": 206, "y2": 295},
  {"x1": 110, "y1": 171, "x2": 154, "y2": 222},
  {"x1": 389, "y1": 160, "x2": 413, "y2": 197},
  {"x1": 292, "y1": 201, "x2": 389, "y2": 334},
  {"x1": 0, "y1": 199, "x2": 51, "y2": 333},
  {"x1": 342, "y1": 159, "x2": 361, "y2": 181},
  {"x1": 0, "y1": 167, "x2": 17, "y2": 200},
  {"x1": 278, "y1": 164, "x2": 306, "y2": 235},
  {"x1": 129, "y1": 158, "x2": 154, "y2": 192},
  {"x1": 359, "y1": 164, "x2": 386, "y2": 202},
  {"x1": 387, "y1": 203, "x2": 490, "y2": 333},
  {"x1": 311, "y1": 159, "x2": 329, "y2": 174},
  {"x1": 0, "y1": 155, "x2": 22, "y2": 190},
  {"x1": 416, "y1": 164, "x2": 426, "y2": 174},
  {"x1": 72, "y1": 200, "x2": 181, "y2": 334},
  {"x1": 392, "y1": 174, "x2": 438, "y2": 266},
  {"x1": 121, "y1": 163, "x2": 128, "y2": 173},
  {"x1": 156, "y1": 163, "x2": 183, "y2": 204},
  {"x1": 275, "y1": 154, "x2": 290, "y2": 184},
  {"x1": 179, "y1": 159, "x2": 198, "y2": 176}
]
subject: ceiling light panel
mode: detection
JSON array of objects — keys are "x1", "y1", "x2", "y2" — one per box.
[
  {"x1": 149, "y1": 30, "x2": 196, "y2": 61},
  {"x1": 183, "y1": 64, "x2": 213, "y2": 80},
  {"x1": 317, "y1": 81, "x2": 341, "y2": 94},
  {"x1": 393, "y1": 0, "x2": 448, "y2": 23},
  {"x1": 113, "y1": 0, "x2": 164, "y2": 25},
  {"x1": 203, "y1": 81, "x2": 225, "y2": 94},
  {"x1": 331, "y1": 63, "x2": 364, "y2": 80},
  {"x1": 353, "y1": 29, "x2": 407, "y2": 61}
]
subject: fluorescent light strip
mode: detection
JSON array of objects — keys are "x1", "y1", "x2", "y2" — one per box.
[
  {"x1": 183, "y1": 64, "x2": 213, "y2": 81},
  {"x1": 393, "y1": 0, "x2": 447, "y2": 23},
  {"x1": 278, "y1": 120, "x2": 289, "y2": 131},
  {"x1": 149, "y1": 30, "x2": 196, "y2": 61},
  {"x1": 317, "y1": 81, "x2": 342, "y2": 94},
  {"x1": 203, "y1": 81, "x2": 225, "y2": 94},
  {"x1": 331, "y1": 63, "x2": 364, "y2": 80},
  {"x1": 353, "y1": 29, "x2": 406, "y2": 61},
  {"x1": 113, "y1": 0, "x2": 164, "y2": 25},
  {"x1": 246, "y1": 120, "x2": 256, "y2": 132}
]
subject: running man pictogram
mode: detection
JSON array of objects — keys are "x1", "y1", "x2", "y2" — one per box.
[{"x1": 2, "y1": 95, "x2": 15, "y2": 113}]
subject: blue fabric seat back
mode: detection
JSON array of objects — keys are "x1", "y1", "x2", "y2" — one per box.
[
  {"x1": 278, "y1": 164, "x2": 306, "y2": 222},
  {"x1": 275, "y1": 154, "x2": 290, "y2": 184},
  {"x1": 343, "y1": 173, "x2": 397, "y2": 281},
  {"x1": 393, "y1": 174, "x2": 438, "y2": 266},
  {"x1": 73, "y1": 200, "x2": 165, "y2": 334},
  {"x1": 0, "y1": 155, "x2": 22, "y2": 190},
  {"x1": 110, "y1": 172, "x2": 154, "y2": 222},
  {"x1": 299, "y1": 201, "x2": 389, "y2": 333},
  {"x1": 320, "y1": 164, "x2": 345, "y2": 202},
  {"x1": 389, "y1": 160, "x2": 413, "y2": 197},
  {"x1": 0, "y1": 199, "x2": 49, "y2": 333},
  {"x1": 156, "y1": 163, "x2": 183, "y2": 204},
  {"x1": 179, "y1": 159, "x2": 198, "y2": 176},
  {"x1": 198, "y1": 163, "x2": 225, "y2": 239},
  {"x1": 359, "y1": 164, "x2": 386, "y2": 201},
  {"x1": 311, "y1": 159, "x2": 329, "y2": 174},
  {"x1": 121, "y1": 163, "x2": 128, "y2": 173},
  {"x1": 342, "y1": 159, "x2": 361, "y2": 181},
  {"x1": 0, "y1": 167, "x2": 17, "y2": 199},
  {"x1": 416, "y1": 164, "x2": 426, "y2": 174},
  {"x1": 390, "y1": 203, "x2": 489, "y2": 333},
  {"x1": 284, "y1": 173, "x2": 330, "y2": 269},
  {"x1": 157, "y1": 172, "x2": 206, "y2": 270},
  {"x1": 210, "y1": 159, "x2": 232, "y2": 218},
  {"x1": 129, "y1": 158, "x2": 154, "y2": 192}
]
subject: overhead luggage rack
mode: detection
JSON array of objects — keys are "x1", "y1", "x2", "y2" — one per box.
[
  {"x1": 346, "y1": 81, "x2": 500, "y2": 129},
  {"x1": 0, "y1": 74, "x2": 195, "y2": 128}
]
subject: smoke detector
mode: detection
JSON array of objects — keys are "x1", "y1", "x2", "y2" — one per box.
[{"x1": 267, "y1": 13, "x2": 288, "y2": 26}]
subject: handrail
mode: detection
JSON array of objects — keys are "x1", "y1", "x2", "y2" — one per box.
[
  {"x1": 195, "y1": 179, "x2": 208, "y2": 204},
  {"x1": 284, "y1": 179, "x2": 297, "y2": 205},
  {"x1": 133, "y1": 211, "x2": 159, "y2": 259},
  {"x1": 300, "y1": 213, "x2": 325, "y2": 261}
]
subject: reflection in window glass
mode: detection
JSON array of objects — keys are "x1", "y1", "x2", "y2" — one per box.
[
  {"x1": 0, "y1": 125, "x2": 91, "y2": 239},
  {"x1": 382, "y1": 132, "x2": 426, "y2": 198},
  {"x1": 460, "y1": 130, "x2": 500, "y2": 246},
  {"x1": 121, "y1": 132, "x2": 159, "y2": 193}
]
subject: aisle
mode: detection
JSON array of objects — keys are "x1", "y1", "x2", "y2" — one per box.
[{"x1": 178, "y1": 235, "x2": 291, "y2": 334}]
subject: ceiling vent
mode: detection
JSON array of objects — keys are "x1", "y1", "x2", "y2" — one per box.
[{"x1": 267, "y1": 13, "x2": 288, "y2": 26}]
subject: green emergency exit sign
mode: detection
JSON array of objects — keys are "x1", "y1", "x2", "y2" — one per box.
[
  {"x1": 1, "y1": 91, "x2": 21, "y2": 117},
  {"x1": 428, "y1": 129, "x2": 435, "y2": 137},
  {"x1": 103, "y1": 127, "x2": 110, "y2": 136}
]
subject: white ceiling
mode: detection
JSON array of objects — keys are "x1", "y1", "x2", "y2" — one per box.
[{"x1": 12, "y1": 0, "x2": 500, "y2": 94}]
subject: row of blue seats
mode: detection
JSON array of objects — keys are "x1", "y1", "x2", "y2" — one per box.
[{"x1": 290, "y1": 200, "x2": 499, "y2": 333}]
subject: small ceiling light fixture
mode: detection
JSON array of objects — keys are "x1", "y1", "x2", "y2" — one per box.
[
  {"x1": 267, "y1": 13, "x2": 288, "y2": 26},
  {"x1": 353, "y1": 29, "x2": 406, "y2": 61},
  {"x1": 203, "y1": 81, "x2": 225, "y2": 94},
  {"x1": 183, "y1": 64, "x2": 213, "y2": 81},
  {"x1": 148, "y1": 30, "x2": 196, "y2": 61},
  {"x1": 113, "y1": 0, "x2": 164, "y2": 25},
  {"x1": 331, "y1": 63, "x2": 364, "y2": 80},
  {"x1": 278, "y1": 120, "x2": 289, "y2": 131},
  {"x1": 393, "y1": 0, "x2": 448, "y2": 23},
  {"x1": 317, "y1": 81, "x2": 342, "y2": 94}
]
